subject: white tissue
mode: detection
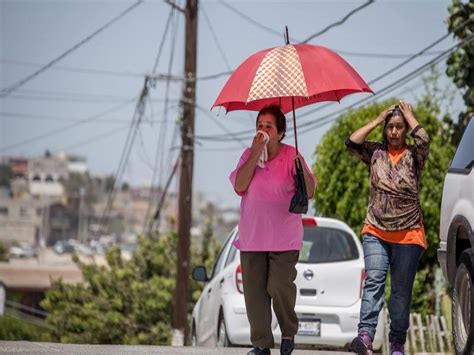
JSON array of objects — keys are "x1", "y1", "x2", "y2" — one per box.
[{"x1": 256, "y1": 130, "x2": 270, "y2": 168}]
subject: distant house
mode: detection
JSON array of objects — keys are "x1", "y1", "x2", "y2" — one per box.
[
  {"x1": 0, "y1": 196, "x2": 44, "y2": 246},
  {"x1": 28, "y1": 152, "x2": 68, "y2": 198},
  {"x1": 59, "y1": 152, "x2": 88, "y2": 175},
  {"x1": 8, "y1": 157, "x2": 28, "y2": 178}
]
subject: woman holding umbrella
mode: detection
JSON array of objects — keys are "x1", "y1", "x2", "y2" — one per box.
[
  {"x1": 345, "y1": 101, "x2": 430, "y2": 355},
  {"x1": 229, "y1": 104, "x2": 316, "y2": 355}
]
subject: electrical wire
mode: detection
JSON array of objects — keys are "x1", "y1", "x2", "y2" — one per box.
[
  {"x1": 0, "y1": 98, "x2": 136, "y2": 152},
  {"x1": 300, "y1": 0, "x2": 374, "y2": 44},
  {"x1": 143, "y1": 7, "x2": 179, "y2": 229},
  {"x1": 0, "y1": 1, "x2": 144, "y2": 98}
]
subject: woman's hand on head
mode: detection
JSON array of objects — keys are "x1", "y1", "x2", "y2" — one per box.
[
  {"x1": 375, "y1": 105, "x2": 396, "y2": 125},
  {"x1": 399, "y1": 100, "x2": 415, "y2": 120}
]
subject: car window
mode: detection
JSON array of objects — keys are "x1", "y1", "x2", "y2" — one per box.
[
  {"x1": 210, "y1": 229, "x2": 235, "y2": 279},
  {"x1": 224, "y1": 233, "x2": 238, "y2": 268},
  {"x1": 450, "y1": 118, "x2": 474, "y2": 173},
  {"x1": 299, "y1": 226, "x2": 359, "y2": 263}
]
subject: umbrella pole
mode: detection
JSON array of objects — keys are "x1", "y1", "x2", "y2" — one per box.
[{"x1": 291, "y1": 96, "x2": 299, "y2": 155}]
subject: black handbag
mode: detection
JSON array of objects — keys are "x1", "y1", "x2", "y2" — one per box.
[{"x1": 289, "y1": 158, "x2": 308, "y2": 214}]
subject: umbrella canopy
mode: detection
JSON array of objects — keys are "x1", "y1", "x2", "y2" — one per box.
[{"x1": 212, "y1": 43, "x2": 373, "y2": 114}]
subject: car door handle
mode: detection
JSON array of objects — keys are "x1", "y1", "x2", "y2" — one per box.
[
  {"x1": 219, "y1": 278, "x2": 224, "y2": 287},
  {"x1": 207, "y1": 287, "x2": 212, "y2": 296}
]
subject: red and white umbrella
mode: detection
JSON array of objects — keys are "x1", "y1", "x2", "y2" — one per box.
[{"x1": 212, "y1": 43, "x2": 373, "y2": 115}]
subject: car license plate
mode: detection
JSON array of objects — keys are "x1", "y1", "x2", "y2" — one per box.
[{"x1": 298, "y1": 319, "x2": 321, "y2": 336}]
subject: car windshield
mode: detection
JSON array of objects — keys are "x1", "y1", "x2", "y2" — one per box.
[{"x1": 299, "y1": 226, "x2": 359, "y2": 264}]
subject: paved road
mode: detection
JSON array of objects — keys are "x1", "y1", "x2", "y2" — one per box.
[{"x1": 0, "y1": 341, "x2": 350, "y2": 354}]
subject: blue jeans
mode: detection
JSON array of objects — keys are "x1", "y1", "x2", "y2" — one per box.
[{"x1": 358, "y1": 233, "x2": 423, "y2": 344}]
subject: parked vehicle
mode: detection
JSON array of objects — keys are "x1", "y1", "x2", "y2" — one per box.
[
  {"x1": 53, "y1": 240, "x2": 75, "y2": 254},
  {"x1": 438, "y1": 117, "x2": 474, "y2": 354},
  {"x1": 9, "y1": 243, "x2": 36, "y2": 258},
  {"x1": 191, "y1": 216, "x2": 384, "y2": 350}
]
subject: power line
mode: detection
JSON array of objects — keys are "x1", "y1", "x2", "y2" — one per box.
[
  {"x1": 194, "y1": 104, "x2": 247, "y2": 148},
  {"x1": 0, "y1": 58, "x2": 145, "y2": 78},
  {"x1": 0, "y1": 1, "x2": 143, "y2": 98},
  {"x1": 334, "y1": 49, "x2": 448, "y2": 59},
  {"x1": 99, "y1": 78, "x2": 149, "y2": 230},
  {"x1": 295, "y1": 34, "x2": 474, "y2": 135},
  {"x1": 201, "y1": 5, "x2": 232, "y2": 70},
  {"x1": 144, "y1": 6, "x2": 179, "y2": 229},
  {"x1": 219, "y1": 1, "x2": 292, "y2": 43},
  {"x1": 0, "y1": 110, "x2": 172, "y2": 124},
  {"x1": 56, "y1": 125, "x2": 130, "y2": 152},
  {"x1": 1, "y1": 57, "x2": 233, "y2": 81},
  {"x1": 151, "y1": 6, "x2": 176, "y2": 74},
  {"x1": 220, "y1": 0, "x2": 373, "y2": 45},
  {"x1": 300, "y1": 0, "x2": 374, "y2": 44},
  {"x1": 5, "y1": 92, "x2": 177, "y2": 104},
  {"x1": 0, "y1": 98, "x2": 136, "y2": 152}
]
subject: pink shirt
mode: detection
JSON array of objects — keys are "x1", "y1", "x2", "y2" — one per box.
[{"x1": 229, "y1": 144, "x2": 316, "y2": 251}]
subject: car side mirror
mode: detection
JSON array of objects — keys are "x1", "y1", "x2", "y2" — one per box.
[{"x1": 192, "y1": 266, "x2": 209, "y2": 282}]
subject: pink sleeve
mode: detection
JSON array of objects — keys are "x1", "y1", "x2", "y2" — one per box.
[
  {"x1": 229, "y1": 148, "x2": 251, "y2": 196},
  {"x1": 301, "y1": 157, "x2": 317, "y2": 187}
]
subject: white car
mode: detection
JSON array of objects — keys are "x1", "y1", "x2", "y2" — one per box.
[
  {"x1": 9, "y1": 243, "x2": 36, "y2": 258},
  {"x1": 437, "y1": 117, "x2": 474, "y2": 354},
  {"x1": 191, "y1": 216, "x2": 384, "y2": 350}
]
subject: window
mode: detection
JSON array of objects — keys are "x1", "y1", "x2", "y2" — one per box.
[
  {"x1": 224, "y1": 233, "x2": 239, "y2": 268},
  {"x1": 210, "y1": 229, "x2": 235, "y2": 279},
  {"x1": 450, "y1": 119, "x2": 474, "y2": 173},
  {"x1": 45, "y1": 175, "x2": 54, "y2": 182},
  {"x1": 299, "y1": 226, "x2": 359, "y2": 264},
  {"x1": 32, "y1": 174, "x2": 41, "y2": 182},
  {"x1": 0, "y1": 207, "x2": 8, "y2": 217},
  {"x1": 19, "y1": 207, "x2": 29, "y2": 218}
]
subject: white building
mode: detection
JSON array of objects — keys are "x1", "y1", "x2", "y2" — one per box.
[{"x1": 28, "y1": 152, "x2": 68, "y2": 197}]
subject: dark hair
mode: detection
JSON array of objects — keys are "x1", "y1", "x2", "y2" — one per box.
[
  {"x1": 381, "y1": 105, "x2": 408, "y2": 148},
  {"x1": 256, "y1": 104, "x2": 286, "y2": 141}
]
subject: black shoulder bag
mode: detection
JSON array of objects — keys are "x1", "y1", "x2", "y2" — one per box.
[{"x1": 289, "y1": 158, "x2": 308, "y2": 214}]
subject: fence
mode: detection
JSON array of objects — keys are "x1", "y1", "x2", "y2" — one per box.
[{"x1": 382, "y1": 311, "x2": 453, "y2": 354}]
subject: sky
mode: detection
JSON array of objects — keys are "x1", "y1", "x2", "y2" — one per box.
[{"x1": 0, "y1": 0, "x2": 464, "y2": 210}]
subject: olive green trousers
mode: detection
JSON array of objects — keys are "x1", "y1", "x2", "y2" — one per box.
[{"x1": 240, "y1": 250, "x2": 299, "y2": 348}]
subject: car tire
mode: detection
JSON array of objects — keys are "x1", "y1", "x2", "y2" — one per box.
[
  {"x1": 217, "y1": 311, "x2": 232, "y2": 347},
  {"x1": 452, "y1": 249, "x2": 474, "y2": 355}
]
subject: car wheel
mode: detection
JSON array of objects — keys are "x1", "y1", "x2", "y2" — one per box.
[
  {"x1": 217, "y1": 311, "x2": 231, "y2": 347},
  {"x1": 452, "y1": 249, "x2": 474, "y2": 355}
]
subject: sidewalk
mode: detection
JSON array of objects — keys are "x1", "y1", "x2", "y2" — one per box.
[{"x1": 0, "y1": 341, "x2": 350, "y2": 354}]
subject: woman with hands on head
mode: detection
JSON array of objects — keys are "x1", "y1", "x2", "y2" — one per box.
[
  {"x1": 230, "y1": 104, "x2": 316, "y2": 355},
  {"x1": 346, "y1": 101, "x2": 430, "y2": 355}
]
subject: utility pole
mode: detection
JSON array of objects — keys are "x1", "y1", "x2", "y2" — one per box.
[{"x1": 172, "y1": 0, "x2": 198, "y2": 346}]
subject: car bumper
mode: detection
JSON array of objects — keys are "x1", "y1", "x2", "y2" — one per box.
[
  {"x1": 293, "y1": 301, "x2": 384, "y2": 349},
  {"x1": 225, "y1": 298, "x2": 383, "y2": 349}
]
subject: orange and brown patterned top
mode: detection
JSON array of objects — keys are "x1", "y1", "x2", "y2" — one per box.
[{"x1": 345, "y1": 125, "x2": 430, "y2": 245}]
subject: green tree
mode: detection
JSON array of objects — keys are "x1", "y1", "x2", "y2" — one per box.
[
  {"x1": 0, "y1": 242, "x2": 9, "y2": 262},
  {"x1": 446, "y1": 0, "x2": 474, "y2": 142},
  {"x1": 313, "y1": 97, "x2": 455, "y2": 314},
  {"x1": 41, "y1": 227, "x2": 220, "y2": 344},
  {"x1": 0, "y1": 315, "x2": 48, "y2": 341}
]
